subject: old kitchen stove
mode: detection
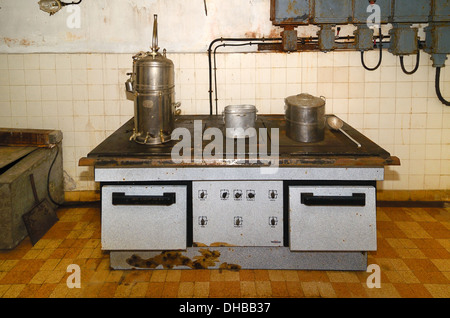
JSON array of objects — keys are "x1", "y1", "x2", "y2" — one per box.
[{"x1": 79, "y1": 114, "x2": 399, "y2": 270}]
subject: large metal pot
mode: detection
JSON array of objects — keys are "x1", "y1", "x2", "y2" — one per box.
[
  {"x1": 223, "y1": 105, "x2": 258, "y2": 139},
  {"x1": 285, "y1": 93, "x2": 326, "y2": 143},
  {"x1": 126, "y1": 15, "x2": 180, "y2": 145}
]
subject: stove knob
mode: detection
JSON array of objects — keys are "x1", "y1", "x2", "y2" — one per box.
[
  {"x1": 222, "y1": 191, "x2": 228, "y2": 199},
  {"x1": 247, "y1": 192, "x2": 255, "y2": 199},
  {"x1": 270, "y1": 191, "x2": 277, "y2": 199},
  {"x1": 235, "y1": 192, "x2": 242, "y2": 199},
  {"x1": 199, "y1": 191, "x2": 206, "y2": 199}
]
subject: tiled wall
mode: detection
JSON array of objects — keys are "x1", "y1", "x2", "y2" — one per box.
[{"x1": 0, "y1": 51, "x2": 448, "y2": 192}]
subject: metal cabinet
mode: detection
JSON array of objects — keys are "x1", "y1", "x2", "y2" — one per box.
[
  {"x1": 271, "y1": 0, "x2": 311, "y2": 25},
  {"x1": 431, "y1": 0, "x2": 450, "y2": 22},
  {"x1": 313, "y1": 0, "x2": 353, "y2": 24},
  {"x1": 392, "y1": 0, "x2": 431, "y2": 23},
  {"x1": 289, "y1": 185, "x2": 377, "y2": 251},
  {"x1": 192, "y1": 181, "x2": 283, "y2": 247},
  {"x1": 101, "y1": 185, "x2": 187, "y2": 250}
]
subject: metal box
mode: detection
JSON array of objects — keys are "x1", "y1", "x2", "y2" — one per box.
[
  {"x1": 313, "y1": 0, "x2": 352, "y2": 24},
  {"x1": 193, "y1": 181, "x2": 283, "y2": 247},
  {"x1": 101, "y1": 185, "x2": 187, "y2": 250},
  {"x1": 425, "y1": 24, "x2": 450, "y2": 54},
  {"x1": 388, "y1": 25, "x2": 419, "y2": 55},
  {"x1": 0, "y1": 147, "x2": 63, "y2": 249},
  {"x1": 354, "y1": 26, "x2": 375, "y2": 51},
  {"x1": 317, "y1": 25, "x2": 336, "y2": 51},
  {"x1": 391, "y1": 0, "x2": 431, "y2": 23},
  {"x1": 431, "y1": 0, "x2": 450, "y2": 22},
  {"x1": 270, "y1": 0, "x2": 311, "y2": 25},
  {"x1": 289, "y1": 185, "x2": 376, "y2": 251}
]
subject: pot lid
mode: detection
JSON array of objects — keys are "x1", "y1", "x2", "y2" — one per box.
[
  {"x1": 224, "y1": 104, "x2": 257, "y2": 113},
  {"x1": 134, "y1": 51, "x2": 174, "y2": 67},
  {"x1": 285, "y1": 93, "x2": 326, "y2": 108}
]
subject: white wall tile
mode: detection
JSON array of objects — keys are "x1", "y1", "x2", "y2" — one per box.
[
  {"x1": 40, "y1": 70, "x2": 57, "y2": 85},
  {"x1": 10, "y1": 101, "x2": 26, "y2": 116},
  {"x1": 0, "y1": 101, "x2": 11, "y2": 116},
  {"x1": 25, "y1": 69, "x2": 41, "y2": 85},
  {"x1": 42, "y1": 101, "x2": 58, "y2": 116},
  {"x1": 348, "y1": 83, "x2": 365, "y2": 99},
  {"x1": 41, "y1": 86, "x2": 57, "y2": 101},
  {"x1": 55, "y1": 54, "x2": 72, "y2": 70},
  {"x1": 57, "y1": 85, "x2": 73, "y2": 101},
  {"x1": 56, "y1": 69, "x2": 72, "y2": 85},
  {"x1": 0, "y1": 52, "x2": 447, "y2": 191},
  {"x1": 9, "y1": 86, "x2": 26, "y2": 101},
  {"x1": 8, "y1": 55, "x2": 24, "y2": 70},
  {"x1": 270, "y1": 53, "x2": 286, "y2": 68},
  {"x1": 8, "y1": 70, "x2": 25, "y2": 85},
  {"x1": 88, "y1": 84, "x2": 104, "y2": 100},
  {"x1": 25, "y1": 86, "x2": 41, "y2": 100},
  {"x1": 39, "y1": 54, "x2": 55, "y2": 70},
  {"x1": 87, "y1": 54, "x2": 103, "y2": 69},
  {"x1": 255, "y1": 53, "x2": 271, "y2": 68},
  {"x1": 88, "y1": 101, "x2": 104, "y2": 116},
  {"x1": 0, "y1": 55, "x2": 8, "y2": 69},
  {"x1": 26, "y1": 116, "x2": 42, "y2": 129},
  {"x1": 26, "y1": 101, "x2": 42, "y2": 117},
  {"x1": 71, "y1": 55, "x2": 87, "y2": 69},
  {"x1": 11, "y1": 116, "x2": 27, "y2": 128},
  {"x1": 332, "y1": 83, "x2": 348, "y2": 99},
  {"x1": 0, "y1": 85, "x2": 10, "y2": 101}
]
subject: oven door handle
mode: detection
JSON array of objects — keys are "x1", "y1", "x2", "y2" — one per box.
[
  {"x1": 301, "y1": 193, "x2": 366, "y2": 207},
  {"x1": 112, "y1": 192, "x2": 176, "y2": 206}
]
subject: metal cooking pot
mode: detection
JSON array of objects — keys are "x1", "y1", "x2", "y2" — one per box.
[
  {"x1": 223, "y1": 105, "x2": 258, "y2": 139},
  {"x1": 285, "y1": 93, "x2": 326, "y2": 143},
  {"x1": 126, "y1": 15, "x2": 180, "y2": 145}
]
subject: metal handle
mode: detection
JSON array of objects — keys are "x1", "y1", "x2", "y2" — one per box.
[
  {"x1": 151, "y1": 14, "x2": 159, "y2": 53},
  {"x1": 29, "y1": 174, "x2": 39, "y2": 204},
  {"x1": 301, "y1": 193, "x2": 366, "y2": 206},
  {"x1": 339, "y1": 128, "x2": 361, "y2": 148},
  {"x1": 112, "y1": 192, "x2": 176, "y2": 206}
]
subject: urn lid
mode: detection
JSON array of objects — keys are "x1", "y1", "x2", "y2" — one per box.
[{"x1": 285, "y1": 93, "x2": 326, "y2": 108}]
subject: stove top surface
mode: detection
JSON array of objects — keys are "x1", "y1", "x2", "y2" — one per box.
[{"x1": 81, "y1": 115, "x2": 399, "y2": 167}]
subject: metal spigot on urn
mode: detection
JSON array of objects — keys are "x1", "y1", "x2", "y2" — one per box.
[{"x1": 126, "y1": 15, "x2": 181, "y2": 145}]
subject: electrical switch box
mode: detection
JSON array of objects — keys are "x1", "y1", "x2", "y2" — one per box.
[
  {"x1": 270, "y1": 0, "x2": 310, "y2": 26},
  {"x1": 392, "y1": 0, "x2": 431, "y2": 23},
  {"x1": 313, "y1": 0, "x2": 352, "y2": 24},
  {"x1": 388, "y1": 25, "x2": 418, "y2": 55}
]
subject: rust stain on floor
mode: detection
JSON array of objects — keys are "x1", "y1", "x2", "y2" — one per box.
[{"x1": 126, "y1": 248, "x2": 241, "y2": 270}]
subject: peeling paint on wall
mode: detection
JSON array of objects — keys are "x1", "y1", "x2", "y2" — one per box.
[
  {"x1": 0, "y1": 0, "x2": 276, "y2": 53},
  {"x1": 2, "y1": 37, "x2": 36, "y2": 47}
]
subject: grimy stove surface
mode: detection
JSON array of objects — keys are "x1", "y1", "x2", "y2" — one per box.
[{"x1": 80, "y1": 115, "x2": 399, "y2": 168}]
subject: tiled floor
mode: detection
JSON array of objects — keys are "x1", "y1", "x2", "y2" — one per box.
[{"x1": 0, "y1": 204, "x2": 449, "y2": 298}]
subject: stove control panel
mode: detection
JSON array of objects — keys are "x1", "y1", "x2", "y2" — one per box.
[{"x1": 193, "y1": 181, "x2": 283, "y2": 247}]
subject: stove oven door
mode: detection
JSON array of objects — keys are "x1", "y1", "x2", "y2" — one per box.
[
  {"x1": 289, "y1": 185, "x2": 376, "y2": 251},
  {"x1": 101, "y1": 184, "x2": 187, "y2": 250}
]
